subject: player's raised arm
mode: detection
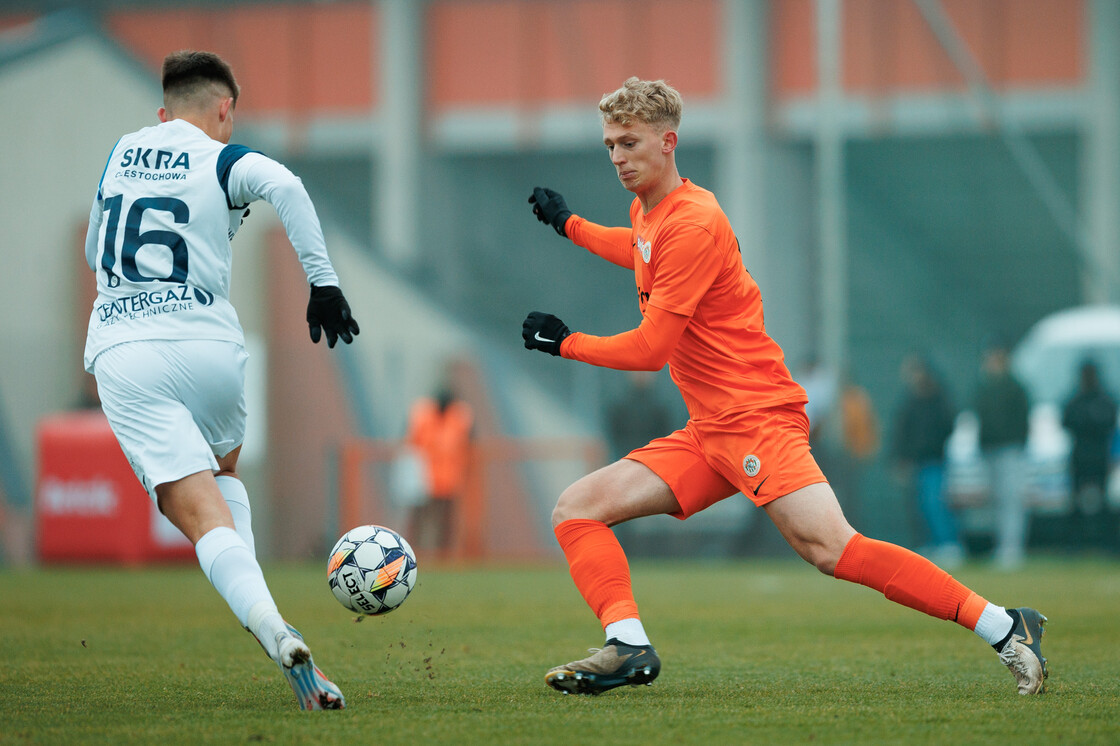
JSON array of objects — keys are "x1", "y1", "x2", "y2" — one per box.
[
  {"x1": 528, "y1": 186, "x2": 633, "y2": 268},
  {"x1": 227, "y1": 153, "x2": 360, "y2": 347}
]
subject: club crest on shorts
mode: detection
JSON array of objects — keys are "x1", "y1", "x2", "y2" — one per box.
[{"x1": 742, "y1": 454, "x2": 761, "y2": 477}]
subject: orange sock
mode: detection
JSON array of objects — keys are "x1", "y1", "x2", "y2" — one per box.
[
  {"x1": 554, "y1": 518, "x2": 640, "y2": 627},
  {"x1": 833, "y1": 533, "x2": 988, "y2": 630}
]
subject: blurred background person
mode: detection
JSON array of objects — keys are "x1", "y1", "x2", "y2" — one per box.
[
  {"x1": 892, "y1": 355, "x2": 962, "y2": 567},
  {"x1": 405, "y1": 386, "x2": 474, "y2": 560},
  {"x1": 796, "y1": 355, "x2": 838, "y2": 449},
  {"x1": 606, "y1": 371, "x2": 676, "y2": 553},
  {"x1": 607, "y1": 371, "x2": 675, "y2": 462},
  {"x1": 796, "y1": 358, "x2": 878, "y2": 525},
  {"x1": 1061, "y1": 359, "x2": 1118, "y2": 548},
  {"x1": 833, "y1": 373, "x2": 880, "y2": 527},
  {"x1": 796, "y1": 355, "x2": 843, "y2": 507},
  {"x1": 974, "y1": 338, "x2": 1031, "y2": 569}
]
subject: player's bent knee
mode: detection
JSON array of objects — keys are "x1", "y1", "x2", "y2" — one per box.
[
  {"x1": 550, "y1": 503, "x2": 567, "y2": 530},
  {"x1": 550, "y1": 494, "x2": 582, "y2": 528},
  {"x1": 551, "y1": 483, "x2": 599, "y2": 528}
]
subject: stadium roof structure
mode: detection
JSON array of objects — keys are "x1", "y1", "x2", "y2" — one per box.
[{"x1": 0, "y1": 8, "x2": 151, "y2": 79}]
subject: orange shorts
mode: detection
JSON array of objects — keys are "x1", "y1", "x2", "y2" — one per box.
[{"x1": 625, "y1": 403, "x2": 827, "y2": 518}]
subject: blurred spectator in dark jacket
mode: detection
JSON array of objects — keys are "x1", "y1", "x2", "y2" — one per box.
[
  {"x1": 1062, "y1": 360, "x2": 1117, "y2": 527},
  {"x1": 974, "y1": 338, "x2": 1031, "y2": 569},
  {"x1": 892, "y1": 355, "x2": 962, "y2": 566},
  {"x1": 607, "y1": 371, "x2": 674, "y2": 462}
]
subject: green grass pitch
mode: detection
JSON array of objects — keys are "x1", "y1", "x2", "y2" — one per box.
[{"x1": 2, "y1": 557, "x2": 1118, "y2": 745}]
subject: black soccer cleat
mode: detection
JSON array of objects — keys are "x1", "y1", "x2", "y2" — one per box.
[{"x1": 545, "y1": 639, "x2": 660, "y2": 695}]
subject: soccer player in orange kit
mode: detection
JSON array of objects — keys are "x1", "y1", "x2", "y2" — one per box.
[{"x1": 521, "y1": 77, "x2": 1047, "y2": 697}]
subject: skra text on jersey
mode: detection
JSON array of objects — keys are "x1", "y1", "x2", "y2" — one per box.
[{"x1": 119, "y1": 147, "x2": 191, "y2": 171}]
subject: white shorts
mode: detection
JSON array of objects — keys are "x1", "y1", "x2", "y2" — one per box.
[{"x1": 92, "y1": 339, "x2": 248, "y2": 498}]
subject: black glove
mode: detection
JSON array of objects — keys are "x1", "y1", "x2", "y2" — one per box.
[
  {"x1": 528, "y1": 187, "x2": 573, "y2": 237},
  {"x1": 307, "y1": 284, "x2": 360, "y2": 348},
  {"x1": 522, "y1": 311, "x2": 571, "y2": 356}
]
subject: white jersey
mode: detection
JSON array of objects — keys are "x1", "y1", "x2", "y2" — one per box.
[{"x1": 84, "y1": 118, "x2": 339, "y2": 370}]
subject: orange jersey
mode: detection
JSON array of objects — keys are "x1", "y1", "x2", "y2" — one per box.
[{"x1": 563, "y1": 179, "x2": 806, "y2": 420}]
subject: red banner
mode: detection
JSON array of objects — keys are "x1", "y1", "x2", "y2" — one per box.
[{"x1": 35, "y1": 411, "x2": 194, "y2": 564}]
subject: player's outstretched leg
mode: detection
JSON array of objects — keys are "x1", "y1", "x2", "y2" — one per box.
[
  {"x1": 830, "y1": 532, "x2": 1051, "y2": 695},
  {"x1": 273, "y1": 622, "x2": 346, "y2": 710},
  {"x1": 546, "y1": 639, "x2": 661, "y2": 695},
  {"x1": 996, "y1": 607, "x2": 1048, "y2": 695},
  {"x1": 196, "y1": 527, "x2": 346, "y2": 709}
]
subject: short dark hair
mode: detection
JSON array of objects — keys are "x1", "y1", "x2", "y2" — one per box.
[{"x1": 162, "y1": 50, "x2": 240, "y2": 107}]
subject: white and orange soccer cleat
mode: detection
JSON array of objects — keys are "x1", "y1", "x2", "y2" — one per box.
[
  {"x1": 996, "y1": 607, "x2": 1048, "y2": 695},
  {"x1": 276, "y1": 623, "x2": 345, "y2": 710}
]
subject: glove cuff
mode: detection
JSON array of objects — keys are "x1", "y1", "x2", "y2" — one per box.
[
  {"x1": 553, "y1": 211, "x2": 573, "y2": 237},
  {"x1": 549, "y1": 328, "x2": 571, "y2": 356}
]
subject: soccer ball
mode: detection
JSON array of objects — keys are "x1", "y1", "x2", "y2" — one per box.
[{"x1": 327, "y1": 525, "x2": 418, "y2": 615}]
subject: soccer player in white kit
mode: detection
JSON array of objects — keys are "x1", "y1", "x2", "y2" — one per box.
[{"x1": 84, "y1": 50, "x2": 359, "y2": 710}]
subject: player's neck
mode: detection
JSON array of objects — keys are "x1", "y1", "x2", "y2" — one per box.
[
  {"x1": 636, "y1": 172, "x2": 684, "y2": 214},
  {"x1": 183, "y1": 115, "x2": 225, "y2": 142},
  {"x1": 160, "y1": 111, "x2": 224, "y2": 143}
]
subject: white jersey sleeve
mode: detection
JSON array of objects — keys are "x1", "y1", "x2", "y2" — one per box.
[{"x1": 225, "y1": 152, "x2": 340, "y2": 288}]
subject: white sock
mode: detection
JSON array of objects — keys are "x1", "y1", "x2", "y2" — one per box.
[
  {"x1": 604, "y1": 618, "x2": 650, "y2": 647},
  {"x1": 216, "y1": 475, "x2": 255, "y2": 556},
  {"x1": 195, "y1": 527, "x2": 283, "y2": 656},
  {"x1": 247, "y1": 601, "x2": 289, "y2": 662},
  {"x1": 974, "y1": 603, "x2": 1014, "y2": 647}
]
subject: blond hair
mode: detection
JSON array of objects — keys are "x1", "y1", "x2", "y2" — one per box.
[{"x1": 598, "y1": 77, "x2": 682, "y2": 131}]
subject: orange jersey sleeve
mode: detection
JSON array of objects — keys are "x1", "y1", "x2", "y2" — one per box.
[
  {"x1": 560, "y1": 304, "x2": 690, "y2": 371},
  {"x1": 565, "y1": 215, "x2": 633, "y2": 269}
]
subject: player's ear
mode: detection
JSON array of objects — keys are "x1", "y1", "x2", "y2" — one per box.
[
  {"x1": 662, "y1": 130, "x2": 678, "y2": 154},
  {"x1": 219, "y1": 96, "x2": 234, "y2": 121},
  {"x1": 157, "y1": 106, "x2": 170, "y2": 123}
]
